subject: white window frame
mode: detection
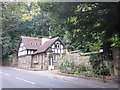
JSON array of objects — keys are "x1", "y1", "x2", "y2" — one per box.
[
  {"x1": 34, "y1": 55, "x2": 38, "y2": 63},
  {"x1": 53, "y1": 55, "x2": 58, "y2": 62}
]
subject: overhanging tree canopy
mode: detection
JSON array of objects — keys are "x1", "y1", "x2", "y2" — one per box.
[{"x1": 2, "y1": 2, "x2": 120, "y2": 61}]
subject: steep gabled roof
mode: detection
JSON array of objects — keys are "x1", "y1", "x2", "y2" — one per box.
[
  {"x1": 21, "y1": 36, "x2": 41, "y2": 50},
  {"x1": 35, "y1": 37, "x2": 59, "y2": 54},
  {"x1": 20, "y1": 36, "x2": 64, "y2": 54}
]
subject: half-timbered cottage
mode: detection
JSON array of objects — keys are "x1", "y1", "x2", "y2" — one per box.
[{"x1": 17, "y1": 36, "x2": 65, "y2": 70}]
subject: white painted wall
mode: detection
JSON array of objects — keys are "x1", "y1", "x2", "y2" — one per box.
[
  {"x1": 31, "y1": 51, "x2": 33, "y2": 54},
  {"x1": 61, "y1": 49, "x2": 63, "y2": 53},
  {"x1": 52, "y1": 44, "x2": 55, "y2": 48},
  {"x1": 18, "y1": 50, "x2": 27, "y2": 56},
  {"x1": 28, "y1": 50, "x2": 30, "y2": 54},
  {"x1": 18, "y1": 42, "x2": 27, "y2": 56},
  {"x1": 18, "y1": 43, "x2": 26, "y2": 52},
  {"x1": 61, "y1": 45, "x2": 63, "y2": 49},
  {"x1": 28, "y1": 50, "x2": 34, "y2": 55},
  {"x1": 51, "y1": 41, "x2": 64, "y2": 54}
]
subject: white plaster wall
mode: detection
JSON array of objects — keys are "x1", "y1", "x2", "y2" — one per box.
[
  {"x1": 18, "y1": 50, "x2": 27, "y2": 56},
  {"x1": 61, "y1": 45, "x2": 63, "y2": 49},
  {"x1": 18, "y1": 43, "x2": 26, "y2": 52},
  {"x1": 51, "y1": 41, "x2": 64, "y2": 54},
  {"x1": 28, "y1": 50, "x2": 30, "y2": 54}
]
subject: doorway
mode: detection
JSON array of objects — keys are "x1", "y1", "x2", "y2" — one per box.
[{"x1": 48, "y1": 54, "x2": 54, "y2": 70}]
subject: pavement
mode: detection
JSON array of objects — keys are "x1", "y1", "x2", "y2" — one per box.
[{"x1": 0, "y1": 66, "x2": 119, "y2": 89}]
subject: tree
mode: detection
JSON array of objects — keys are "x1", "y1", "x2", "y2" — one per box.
[
  {"x1": 2, "y1": 2, "x2": 119, "y2": 62},
  {"x1": 38, "y1": 2, "x2": 120, "y2": 55},
  {"x1": 2, "y1": 2, "x2": 52, "y2": 60}
]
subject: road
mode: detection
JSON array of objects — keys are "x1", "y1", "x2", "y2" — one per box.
[{"x1": 0, "y1": 67, "x2": 118, "y2": 89}]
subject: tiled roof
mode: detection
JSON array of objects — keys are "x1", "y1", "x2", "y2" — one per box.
[
  {"x1": 35, "y1": 37, "x2": 59, "y2": 54},
  {"x1": 21, "y1": 36, "x2": 41, "y2": 50},
  {"x1": 21, "y1": 36, "x2": 60, "y2": 54}
]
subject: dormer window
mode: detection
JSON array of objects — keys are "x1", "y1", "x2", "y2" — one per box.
[{"x1": 30, "y1": 43, "x2": 38, "y2": 46}]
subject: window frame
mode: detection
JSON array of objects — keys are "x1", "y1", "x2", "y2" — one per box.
[
  {"x1": 53, "y1": 55, "x2": 58, "y2": 62},
  {"x1": 34, "y1": 55, "x2": 38, "y2": 63}
]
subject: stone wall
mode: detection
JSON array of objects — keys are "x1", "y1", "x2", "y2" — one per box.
[
  {"x1": 17, "y1": 52, "x2": 92, "y2": 70},
  {"x1": 64, "y1": 52, "x2": 92, "y2": 69},
  {"x1": 18, "y1": 55, "x2": 31, "y2": 69},
  {"x1": 112, "y1": 47, "x2": 120, "y2": 84},
  {"x1": 31, "y1": 53, "x2": 47, "y2": 70},
  {"x1": 18, "y1": 53, "x2": 61, "y2": 70},
  {"x1": 12, "y1": 53, "x2": 18, "y2": 67}
]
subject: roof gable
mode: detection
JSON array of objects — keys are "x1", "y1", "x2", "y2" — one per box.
[
  {"x1": 19, "y1": 36, "x2": 65, "y2": 54},
  {"x1": 35, "y1": 37, "x2": 63, "y2": 54}
]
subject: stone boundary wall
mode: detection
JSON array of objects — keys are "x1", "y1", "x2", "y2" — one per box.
[{"x1": 66, "y1": 52, "x2": 92, "y2": 69}]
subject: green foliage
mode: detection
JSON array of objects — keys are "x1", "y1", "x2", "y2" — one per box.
[
  {"x1": 74, "y1": 68, "x2": 80, "y2": 74},
  {"x1": 90, "y1": 53, "x2": 112, "y2": 76},
  {"x1": 89, "y1": 44, "x2": 101, "y2": 52},
  {"x1": 58, "y1": 54, "x2": 74, "y2": 73},
  {"x1": 59, "y1": 53, "x2": 111, "y2": 76},
  {"x1": 79, "y1": 72, "x2": 86, "y2": 76},
  {"x1": 69, "y1": 63, "x2": 89, "y2": 75},
  {"x1": 85, "y1": 71, "x2": 95, "y2": 77},
  {"x1": 39, "y1": 2, "x2": 119, "y2": 54},
  {"x1": 108, "y1": 61, "x2": 114, "y2": 75},
  {"x1": 8, "y1": 55, "x2": 13, "y2": 61},
  {"x1": 92, "y1": 69, "x2": 100, "y2": 75},
  {"x1": 63, "y1": 30, "x2": 71, "y2": 44},
  {"x1": 111, "y1": 34, "x2": 120, "y2": 47},
  {"x1": 90, "y1": 54, "x2": 101, "y2": 69},
  {"x1": 73, "y1": 68, "x2": 95, "y2": 77},
  {"x1": 2, "y1": 2, "x2": 51, "y2": 59},
  {"x1": 78, "y1": 63, "x2": 87, "y2": 72},
  {"x1": 2, "y1": 2, "x2": 119, "y2": 64},
  {"x1": 99, "y1": 67, "x2": 110, "y2": 76}
]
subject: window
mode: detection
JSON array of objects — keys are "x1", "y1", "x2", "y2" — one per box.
[
  {"x1": 54, "y1": 41, "x2": 60, "y2": 49},
  {"x1": 55, "y1": 44, "x2": 57, "y2": 48},
  {"x1": 34, "y1": 55, "x2": 38, "y2": 63},
  {"x1": 53, "y1": 55, "x2": 58, "y2": 62},
  {"x1": 30, "y1": 43, "x2": 38, "y2": 46}
]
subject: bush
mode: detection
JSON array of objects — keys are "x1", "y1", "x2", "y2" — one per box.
[
  {"x1": 58, "y1": 54, "x2": 74, "y2": 73},
  {"x1": 79, "y1": 72, "x2": 86, "y2": 76},
  {"x1": 99, "y1": 67, "x2": 110, "y2": 76},
  {"x1": 78, "y1": 63, "x2": 87, "y2": 72},
  {"x1": 85, "y1": 71, "x2": 95, "y2": 77},
  {"x1": 92, "y1": 69, "x2": 100, "y2": 75},
  {"x1": 68, "y1": 71, "x2": 75, "y2": 74},
  {"x1": 90, "y1": 53, "x2": 112, "y2": 76},
  {"x1": 71, "y1": 63, "x2": 87, "y2": 75},
  {"x1": 74, "y1": 68, "x2": 79, "y2": 74},
  {"x1": 89, "y1": 54, "x2": 101, "y2": 69}
]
